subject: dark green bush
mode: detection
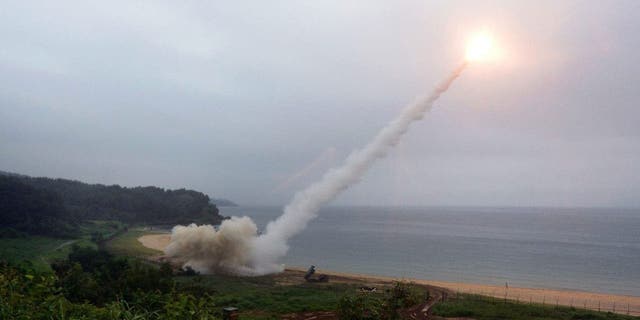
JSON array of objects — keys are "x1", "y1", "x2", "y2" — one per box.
[{"x1": 338, "y1": 281, "x2": 425, "y2": 320}]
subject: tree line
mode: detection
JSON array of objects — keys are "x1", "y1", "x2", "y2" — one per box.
[{"x1": 0, "y1": 173, "x2": 225, "y2": 237}]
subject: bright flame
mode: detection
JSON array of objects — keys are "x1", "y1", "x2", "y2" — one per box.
[{"x1": 465, "y1": 32, "x2": 494, "y2": 61}]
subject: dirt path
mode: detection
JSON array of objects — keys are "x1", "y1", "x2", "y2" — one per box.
[
  {"x1": 53, "y1": 240, "x2": 78, "y2": 251},
  {"x1": 403, "y1": 290, "x2": 443, "y2": 320}
]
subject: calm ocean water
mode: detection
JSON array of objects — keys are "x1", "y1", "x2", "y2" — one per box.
[{"x1": 220, "y1": 206, "x2": 640, "y2": 296}]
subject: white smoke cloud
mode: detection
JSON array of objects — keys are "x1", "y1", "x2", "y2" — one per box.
[
  {"x1": 165, "y1": 63, "x2": 467, "y2": 275},
  {"x1": 164, "y1": 216, "x2": 259, "y2": 275}
]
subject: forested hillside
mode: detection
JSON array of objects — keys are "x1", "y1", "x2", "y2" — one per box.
[
  {"x1": 0, "y1": 176, "x2": 77, "y2": 237},
  {"x1": 0, "y1": 172, "x2": 226, "y2": 237}
]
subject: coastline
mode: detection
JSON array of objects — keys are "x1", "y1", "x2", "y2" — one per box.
[
  {"x1": 138, "y1": 234, "x2": 640, "y2": 316},
  {"x1": 288, "y1": 266, "x2": 640, "y2": 316}
]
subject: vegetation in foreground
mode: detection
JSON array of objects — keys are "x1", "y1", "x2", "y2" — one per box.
[
  {"x1": 2, "y1": 208, "x2": 636, "y2": 320},
  {"x1": 1, "y1": 246, "x2": 218, "y2": 319},
  {"x1": 336, "y1": 282, "x2": 424, "y2": 320},
  {"x1": 0, "y1": 246, "x2": 358, "y2": 319},
  {"x1": 174, "y1": 274, "x2": 353, "y2": 317},
  {"x1": 0, "y1": 220, "x2": 126, "y2": 272},
  {"x1": 2, "y1": 244, "x2": 638, "y2": 320},
  {"x1": 432, "y1": 293, "x2": 638, "y2": 320},
  {"x1": 0, "y1": 236, "x2": 96, "y2": 272},
  {"x1": 0, "y1": 244, "x2": 430, "y2": 320}
]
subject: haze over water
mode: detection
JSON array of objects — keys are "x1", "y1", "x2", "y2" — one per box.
[{"x1": 222, "y1": 206, "x2": 640, "y2": 296}]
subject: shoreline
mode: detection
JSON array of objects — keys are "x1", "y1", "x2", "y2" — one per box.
[
  {"x1": 290, "y1": 267, "x2": 640, "y2": 316},
  {"x1": 138, "y1": 234, "x2": 640, "y2": 316}
]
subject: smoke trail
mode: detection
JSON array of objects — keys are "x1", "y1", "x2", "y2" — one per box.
[
  {"x1": 250, "y1": 63, "x2": 467, "y2": 274},
  {"x1": 165, "y1": 63, "x2": 467, "y2": 275}
]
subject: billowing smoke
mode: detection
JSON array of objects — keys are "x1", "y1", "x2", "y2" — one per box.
[
  {"x1": 164, "y1": 217, "x2": 259, "y2": 275},
  {"x1": 166, "y1": 63, "x2": 467, "y2": 275}
]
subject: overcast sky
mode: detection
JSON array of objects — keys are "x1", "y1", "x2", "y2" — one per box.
[{"x1": 1, "y1": 0, "x2": 639, "y2": 207}]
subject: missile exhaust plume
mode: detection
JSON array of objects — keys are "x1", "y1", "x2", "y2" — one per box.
[{"x1": 165, "y1": 63, "x2": 467, "y2": 275}]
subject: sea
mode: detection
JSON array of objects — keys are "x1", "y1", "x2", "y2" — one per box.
[{"x1": 220, "y1": 206, "x2": 640, "y2": 296}]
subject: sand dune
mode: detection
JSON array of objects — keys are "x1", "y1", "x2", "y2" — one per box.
[{"x1": 138, "y1": 233, "x2": 640, "y2": 316}]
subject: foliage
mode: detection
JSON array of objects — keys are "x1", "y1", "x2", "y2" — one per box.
[
  {"x1": 0, "y1": 236, "x2": 96, "y2": 272},
  {"x1": 0, "y1": 175, "x2": 78, "y2": 237},
  {"x1": 381, "y1": 281, "x2": 423, "y2": 316},
  {"x1": 51, "y1": 246, "x2": 174, "y2": 305},
  {"x1": 0, "y1": 245, "x2": 355, "y2": 319},
  {"x1": 174, "y1": 274, "x2": 355, "y2": 315},
  {"x1": 432, "y1": 293, "x2": 638, "y2": 320},
  {"x1": 0, "y1": 172, "x2": 225, "y2": 239},
  {"x1": 0, "y1": 219, "x2": 131, "y2": 272},
  {"x1": 337, "y1": 281, "x2": 425, "y2": 320},
  {"x1": 81, "y1": 220, "x2": 126, "y2": 244},
  {"x1": 17, "y1": 174, "x2": 223, "y2": 224},
  {"x1": 0, "y1": 248, "x2": 222, "y2": 319},
  {"x1": 0, "y1": 227, "x2": 28, "y2": 238},
  {"x1": 337, "y1": 294, "x2": 380, "y2": 320},
  {"x1": 2, "y1": 251, "x2": 636, "y2": 320}
]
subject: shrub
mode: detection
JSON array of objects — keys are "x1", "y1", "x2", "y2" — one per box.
[{"x1": 337, "y1": 294, "x2": 380, "y2": 320}]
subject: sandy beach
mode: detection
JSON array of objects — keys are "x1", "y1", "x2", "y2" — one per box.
[
  {"x1": 138, "y1": 233, "x2": 171, "y2": 252},
  {"x1": 138, "y1": 233, "x2": 640, "y2": 316},
  {"x1": 314, "y1": 268, "x2": 640, "y2": 316}
]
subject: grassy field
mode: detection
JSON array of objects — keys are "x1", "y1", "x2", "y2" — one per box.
[
  {"x1": 432, "y1": 293, "x2": 638, "y2": 320},
  {"x1": 175, "y1": 274, "x2": 375, "y2": 320},
  {"x1": 0, "y1": 220, "x2": 127, "y2": 271},
  {"x1": 0, "y1": 236, "x2": 96, "y2": 271},
  {"x1": 99, "y1": 229, "x2": 363, "y2": 318},
  {"x1": 103, "y1": 228, "x2": 163, "y2": 257},
  {"x1": 78, "y1": 219, "x2": 125, "y2": 239},
  {"x1": 0, "y1": 222, "x2": 161, "y2": 272},
  {"x1": 102, "y1": 230, "x2": 375, "y2": 319}
]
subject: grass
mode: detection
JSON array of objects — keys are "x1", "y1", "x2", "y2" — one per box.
[
  {"x1": 432, "y1": 294, "x2": 638, "y2": 320},
  {"x1": 0, "y1": 220, "x2": 126, "y2": 271},
  {"x1": 103, "y1": 228, "x2": 355, "y2": 319},
  {"x1": 0, "y1": 236, "x2": 96, "y2": 271},
  {"x1": 175, "y1": 274, "x2": 368, "y2": 319},
  {"x1": 103, "y1": 228, "x2": 163, "y2": 257},
  {"x1": 0, "y1": 222, "x2": 161, "y2": 272},
  {"x1": 78, "y1": 220, "x2": 125, "y2": 239},
  {"x1": 103, "y1": 228, "x2": 360, "y2": 319}
]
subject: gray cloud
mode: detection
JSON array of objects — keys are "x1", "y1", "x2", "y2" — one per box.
[{"x1": 1, "y1": 0, "x2": 639, "y2": 207}]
